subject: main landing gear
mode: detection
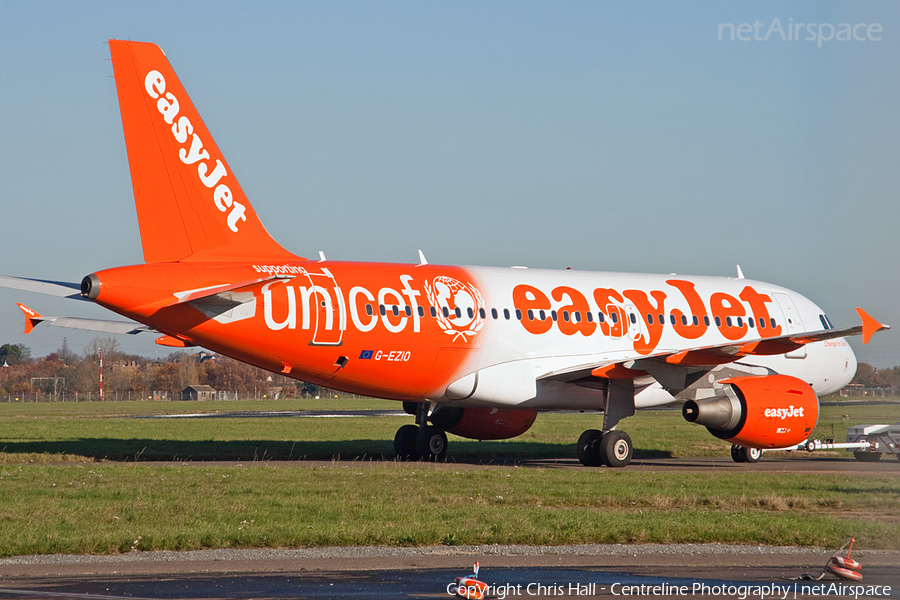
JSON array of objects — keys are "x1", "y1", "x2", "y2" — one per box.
[
  {"x1": 577, "y1": 429, "x2": 633, "y2": 468},
  {"x1": 394, "y1": 402, "x2": 448, "y2": 462},
  {"x1": 577, "y1": 378, "x2": 636, "y2": 468},
  {"x1": 730, "y1": 444, "x2": 762, "y2": 463}
]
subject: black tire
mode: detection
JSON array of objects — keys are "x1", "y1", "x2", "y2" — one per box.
[
  {"x1": 394, "y1": 424, "x2": 420, "y2": 461},
  {"x1": 416, "y1": 425, "x2": 448, "y2": 462},
  {"x1": 854, "y1": 451, "x2": 882, "y2": 462},
  {"x1": 577, "y1": 429, "x2": 603, "y2": 467},
  {"x1": 599, "y1": 430, "x2": 633, "y2": 468},
  {"x1": 743, "y1": 447, "x2": 762, "y2": 463},
  {"x1": 731, "y1": 444, "x2": 746, "y2": 463}
]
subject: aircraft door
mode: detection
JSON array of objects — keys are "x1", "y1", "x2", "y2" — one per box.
[
  {"x1": 301, "y1": 267, "x2": 345, "y2": 346},
  {"x1": 772, "y1": 292, "x2": 804, "y2": 335},
  {"x1": 623, "y1": 303, "x2": 645, "y2": 342},
  {"x1": 605, "y1": 303, "x2": 627, "y2": 339}
]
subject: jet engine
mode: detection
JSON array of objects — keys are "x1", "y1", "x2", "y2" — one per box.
[
  {"x1": 681, "y1": 374, "x2": 818, "y2": 448},
  {"x1": 430, "y1": 406, "x2": 537, "y2": 440}
]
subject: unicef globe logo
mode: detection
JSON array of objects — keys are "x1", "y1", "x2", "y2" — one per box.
[{"x1": 424, "y1": 276, "x2": 485, "y2": 342}]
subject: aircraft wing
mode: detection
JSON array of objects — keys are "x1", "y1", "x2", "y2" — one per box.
[
  {"x1": 540, "y1": 308, "x2": 888, "y2": 393},
  {"x1": 0, "y1": 276, "x2": 87, "y2": 301},
  {"x1": 16, "y1": 303, "x2": 153, "y2": 336}
]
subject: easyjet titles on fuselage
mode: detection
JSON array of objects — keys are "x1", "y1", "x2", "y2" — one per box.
[{"x1": 253, "y1": 264, "x2": 787, "y2": 356}]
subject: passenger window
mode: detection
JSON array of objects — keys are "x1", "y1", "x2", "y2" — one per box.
[
  {"x1": 366, "y1": 304, "x2": 373, "y2": 316},
  {"x1": 670, "y1": 314, "x2": 676, "y2": 325},
  {"x1": 646, "y1": 314, "x2": 654, "y2": 325},
  {"x1": 770, "y1": 318, "x2": 776, "y2": 329},
  {"x1": 748, "y1": 317, "x2": 754, "y2": 328},
  {"x1": 455, "y1": 307, "x2": 461, "y2": 318},
  {"x1": 692, "y1": 316, "x2": 699, "y2": 326},
  {"x1": 563, "y1": 311, "x2": 570, "y2": 322},
  {"x1": 442, "y1": 307, "x2": 450, "y2": 318},
  {"x1": 586, "y1": 312, "x2": 594, "y2": 323},
  {"x1": 658, "y1": 313, "x2": 664, "y2": 324},
  {"x1": 430, "y1": 306, "x2": 437, "y2": 318},
  {"x1": 726, "y1": 317, "x2": 732, "y2": 327},
  {"x1": 504, "y1": 309, "x2": 510, "y2": 320},
  {"x1": 379, "y1": 305, "x2": 386, "y2": 316},
  {"x1": 759, "y1": 317, "x2": 765, "y2": 329},
  {"x1": 405, "y1": 306, "x2": 412, "y2": 317},
  {"x1": 611, "y1": 312, "x2": 618, "y2": 324},
  {"x1": 715, "y1": 316, "x2": 721, "y2": 326},
  {"x1": 539, "y1": 310, "x2": 546, "y2": 321},
  {"x1": 629, "y1": 313, "x2": 637, "y2": 324},
  {"x1": 418, "y1": 306, "x2": 425, "y2": 317},
  {"x1": 479, "y1": 308, "x2": 486, "y2": 319},
  {"x1": 515, "y1": 309, "x2": 522, "y2": 320},
  {"x1": 467, "y1": 307, "x2": 474, "y2": 319},
  {"x1": 704, "y1": 316, "x2": 710, "y2": 326},
  {"x1": 392, "y1": 305, "x2": 399, "y2": 317},
  {"x1": 680, "y1": 315, "x2": 687, "y2": 326},
  {"x1": 598, "y1": 312, "x2": 605, "y2": 323},
  {"x1": 527, "y1": 309, "x2": 535, "y2": 321},
  {"x1": 491, "y1": 308, "x2": 498, "y2": 319},
  {"x1": 551, "y1": 310, "x2": 558, "y2": 322}
]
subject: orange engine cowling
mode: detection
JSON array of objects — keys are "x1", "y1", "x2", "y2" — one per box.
[
  {"x1": 682, "y1": 374, "x2": 819, "y2": 449},
  {"x1": 430, "y1": 406, "x2": 537, "y2": 440}
]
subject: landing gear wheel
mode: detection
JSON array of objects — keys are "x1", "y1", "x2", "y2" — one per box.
[
  {"x1": 394, "y1": 424, "x2": 420, "y2": 461},
  {"x1": 599, "y1": 430, "x2": 633, "y2": 468},
  {"x1": 744, "y1": 447, "x2": 762, "y2": 463},
  {"x1": 577, "y1": 429, "x2": 603, "y2": 467},
  {"x1": 416, "y1": 425, "x2": 448, "y2": 462},
  {"x1": 854, "y1": 451, "x2": 882, "y2": 462},
  {"x1": 731, "y1": 445, "x2": 761, "y2": 463}
]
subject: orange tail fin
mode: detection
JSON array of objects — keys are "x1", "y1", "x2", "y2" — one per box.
[{"x1": 108, "y1": 40, "x2": 299, "y2": 263}]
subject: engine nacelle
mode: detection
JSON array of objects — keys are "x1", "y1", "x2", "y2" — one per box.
[
  {"x1": 682, "y1": 374, "x2": 818, "y2": 449},
  {"x1": 430, "y1": 406, "x2": 537, "y2": 440}
]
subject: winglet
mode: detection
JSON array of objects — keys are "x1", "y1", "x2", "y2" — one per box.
[
  {"x1": 17, "y1": 303, "x2": 44, "y2": 334},
  {"x1": 856, "y1": 307, "x2": 889, "y2": 344}
]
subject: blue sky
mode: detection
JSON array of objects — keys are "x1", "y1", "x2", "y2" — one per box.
[{"x1": 0, "y1": 1, "x2": 898, "y2": 367}]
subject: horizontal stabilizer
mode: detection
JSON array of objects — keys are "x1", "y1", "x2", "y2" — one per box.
[
  {"x1": 1, "y1": 276, "x2": 86, "y2": 301},
  {"x1": 173, "y1": 274, "x2": 293, "y2": 304},
  {"x1": 16, "y1": 303, "x2": 153, "y2": 336}
]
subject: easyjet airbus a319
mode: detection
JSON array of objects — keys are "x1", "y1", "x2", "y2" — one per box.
[{"x1": 1, "y1": 41, "x2": 889, "y2": 467}]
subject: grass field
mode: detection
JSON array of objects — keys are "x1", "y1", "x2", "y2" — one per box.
[{"x1": 0, "y1": 397, "x2": 897, "y2": 555}]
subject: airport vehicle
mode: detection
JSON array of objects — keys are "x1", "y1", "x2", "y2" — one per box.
[
  {"x1": 0, "y1": 40, "x2": 889, "y2": 467},
  {"x1": 449, "y1": 562, "x2": 488, "y2": 600},
  {"x1": 802, "y1": 423, "x2": 900, "y2": 461}
]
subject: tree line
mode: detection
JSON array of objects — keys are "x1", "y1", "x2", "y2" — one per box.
[
  {"x1": 0, "y1": 338, "x2": 319, "y2": 401},
  {"x1": 1, "y1": 338, "x2": 897, "y2": 401}
]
